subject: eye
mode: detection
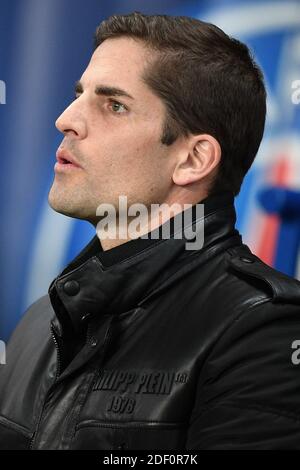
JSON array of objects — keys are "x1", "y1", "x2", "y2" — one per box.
[{"x1": 108, "y1": 100, "x2": 128, "y2": 114}]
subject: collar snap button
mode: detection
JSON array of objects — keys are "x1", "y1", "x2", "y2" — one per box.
[
  {"x1": 81, "y1": 313, "x2": 91, "y2": 322},
  {"x1": 63, "y1": 280, "x2": 80, "y2": 296},
  {"x1": 240, "y1": 256, "x2": 255, "y2": 264},
  {"x1": 90, "y1": 338, "x2": 98, "y2": 348}
]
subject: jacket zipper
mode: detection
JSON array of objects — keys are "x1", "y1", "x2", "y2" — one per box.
[
  {"x1": 29, "y1": 317, "x2": 114, "y2": 449},
  {"x1": 53, "y1": 318, "x2": 112, "y2": 447},
  {"x1": 85, "y1": 321, "x2": 93, "y2": 346},
  {"x1": 29, "y1": 323, "x2": 62, "y2": 449},
  {"x1": 50, "y1": 324, "x2": 62, "y2": 381}
]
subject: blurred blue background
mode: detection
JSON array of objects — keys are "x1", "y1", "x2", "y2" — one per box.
[{"x1": 0, "y1": 0, "x2": 300, "y2": 341}]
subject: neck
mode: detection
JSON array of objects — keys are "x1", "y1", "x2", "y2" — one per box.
[{"x1": 97, "y1": 190, "x2": 209, "y2": 251}]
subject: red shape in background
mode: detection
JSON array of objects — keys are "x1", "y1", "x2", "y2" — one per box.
[{"x1": 257, "y1": 158, "x2": 290, "y2": 266}]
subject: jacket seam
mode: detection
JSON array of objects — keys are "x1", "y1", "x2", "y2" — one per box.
[
  {"x1": 209, "y1": 292, "x2": 300, "y2": 362},
  {"x1": 200, "y1": 297, "x2": 272, "y2": 365},
  {"x1": 76, "y1": 420, "x2": 187, "y2": 431},
  {"x1": 0, "y1": 414, "x2": 32, "y2": 439},
  {"x1": 139, "y1": 234, "x2": 242, "y2": 307},
  {"x1": 59, "y1": 371, "x2": 94, "y2": 447}
]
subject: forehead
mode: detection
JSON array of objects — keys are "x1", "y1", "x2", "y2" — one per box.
[{"x1": 81, "y1": 37, "x2": 152, "y2": 89}]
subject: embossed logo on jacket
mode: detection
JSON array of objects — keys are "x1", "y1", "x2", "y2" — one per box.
[{"x1": 93, "y1": 369, "x2": 188, "y2": 414}]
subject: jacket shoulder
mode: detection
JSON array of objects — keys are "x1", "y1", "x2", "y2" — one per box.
[
  {"x1": 226, "y1": 245, "x2": 300, "y2": 305},
  {"x1": 9, "y1": 294, "x2": 54, "y2": 344}
]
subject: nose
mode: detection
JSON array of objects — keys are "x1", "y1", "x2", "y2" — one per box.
[{"x1": 55, "y1": 100, "x2": 87, "y2": 139}]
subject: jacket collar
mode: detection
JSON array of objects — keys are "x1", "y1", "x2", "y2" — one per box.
[{"x1": 48, "y1": 191, "x2": 242, "y2": 336}]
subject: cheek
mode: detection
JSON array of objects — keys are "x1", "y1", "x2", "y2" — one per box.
[{"x1": 86, "y1": 120, "x2": 165, "y2": 178}]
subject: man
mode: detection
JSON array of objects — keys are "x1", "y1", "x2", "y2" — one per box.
[{"x1": 1, "y1": 11, "x2": 300, "y2": 450}]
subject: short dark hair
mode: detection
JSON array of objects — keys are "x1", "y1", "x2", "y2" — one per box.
[{"x1": 94, "y1": 11, "x2": 267, "y2": 196}]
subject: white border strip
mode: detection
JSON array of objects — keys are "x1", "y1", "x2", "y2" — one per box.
[
  {"x1": 204, "y1": 1, "x2": 300, "y2": 37},
  {"x1": 24, "y1": 202, "x2": 74, "y2": 309}
]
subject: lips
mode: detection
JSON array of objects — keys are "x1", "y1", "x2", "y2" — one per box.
[{"x1": 56, "y1": 148, "x2": 82, "y2": 168}]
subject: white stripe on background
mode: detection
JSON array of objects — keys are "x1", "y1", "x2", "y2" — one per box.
[
  {"x1": 24, "y1": 202, "x2": 74, "y2": 310},
  {"x1": 204, "y1": 1, "x2": 300, "y2": 37}
]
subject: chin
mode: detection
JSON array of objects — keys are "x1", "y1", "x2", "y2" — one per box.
[
  {"x1": 48, "y1": 193, "x2": 93, "y2": 223},
  {"x1": 48, "y1": 191, "x2": 73, "y2": 216}
]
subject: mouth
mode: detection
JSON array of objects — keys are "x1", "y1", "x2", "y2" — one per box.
[
  {"x1": 55, "y1": 148, "x2": 82, "y2": 172},
  {"x1": 57, "y1": 156, "x2": 79, "y2": 165}
]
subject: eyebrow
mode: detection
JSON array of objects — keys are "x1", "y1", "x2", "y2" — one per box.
[{"x1": 75, "y1": 80, "x2": 135, "y2": 100}]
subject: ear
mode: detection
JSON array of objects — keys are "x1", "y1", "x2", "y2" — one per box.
[{"x1": 172, "y1": 134, "x2": 221, "y2": 186}]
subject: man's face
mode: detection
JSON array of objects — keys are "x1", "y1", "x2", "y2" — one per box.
[{"x1": 48, "y1": 37, "x2": 177, "y2": 224}]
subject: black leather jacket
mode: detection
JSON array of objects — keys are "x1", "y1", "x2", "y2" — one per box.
[{"x1": 1, "y1": 192, "x2": 300, "y2": 450}]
